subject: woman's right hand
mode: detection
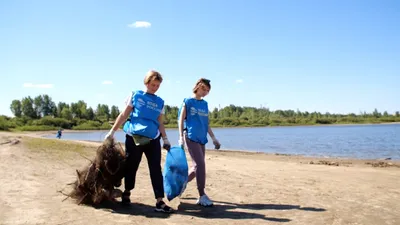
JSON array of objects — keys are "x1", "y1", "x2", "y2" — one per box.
[
  {"x1": 105, "y1": 129, "x2": 115, "y2": 140},
  {"x1": 178, "y1": 136, "x2": 184, "y2": 148}
]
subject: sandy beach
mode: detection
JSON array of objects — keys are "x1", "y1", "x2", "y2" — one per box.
[{"x1": 0, "y1": 131, "x2": 399, "y2": 225}]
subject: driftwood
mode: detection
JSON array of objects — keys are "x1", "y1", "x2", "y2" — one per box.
[{"x1": 60, "y1": 138, "x2": 126, "y2": 205}]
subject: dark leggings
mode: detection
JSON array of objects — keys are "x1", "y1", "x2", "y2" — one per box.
[{"x1": 123, "y1": 134, "x2": 164, "y2": 199}]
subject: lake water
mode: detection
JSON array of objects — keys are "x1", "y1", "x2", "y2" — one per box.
[{"x1": 45, "y1": 124, "x2": 400, "y2": 160}]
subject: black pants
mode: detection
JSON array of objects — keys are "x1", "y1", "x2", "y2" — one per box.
[{"x1": 123, "y1": 134, "x2": 164, "y2": 199}]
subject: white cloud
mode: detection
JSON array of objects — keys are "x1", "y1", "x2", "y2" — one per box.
[
  {"x1": 102, "y1": 80, "x2": 113, "y2": 85},
  {"x1": 23, "y1": 83, "x2": 54, "y2": 88},
  {"x1": 128, "y1": 21, "x2": 151, "y2": 28},
  {"x1": 235, "y1": 79, "x2": 243, "y2": 83}
]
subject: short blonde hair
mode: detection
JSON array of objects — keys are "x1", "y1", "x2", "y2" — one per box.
[
  {"x1": 144, "y1": 70, "x2": 163, "y2": 85},
  {"x1": 193, "y1": 78, "x2": 211, "y2": 93}
]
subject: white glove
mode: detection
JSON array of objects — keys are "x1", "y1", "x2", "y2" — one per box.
[
  {"x1": 178, "y1": 136, "x2": 184, "y2": 147},
  {"x1": 211, "y1": 136, "x2": 221, "y2": 150},
  {"x1": 105, "y1": 129, "x2": 115, "y2": 140}
]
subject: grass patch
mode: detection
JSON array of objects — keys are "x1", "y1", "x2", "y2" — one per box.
[
  {"x1": 0, "y1": 116, "x2": 10, "y2": 131},
  {"x1": 72, "y1": 121, "x2": 112, "y2": 130},
  {"x1": 13, "y1": 125, "x2": 59, "y2": 131},
  {"x1": 22, "y1": 136, "x2": 96, "y2": 160}
]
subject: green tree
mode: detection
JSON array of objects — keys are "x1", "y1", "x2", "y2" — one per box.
[
  {"x1": 42, "y1": 94, "x2": 56, "y2": 117},
  {"x1": 10, "y1": 100, "x2": 22, "y2": 117},
  {"x1": 373, "y1": 108, "x2": 381, "y2": 118},
  {"x1": 60, "y1": 107, "x2": 72, "y2": 120},
  {"x1": 383, "y1": 111, "x2": 389, "y2": 117},
  {"x1": 77, "y1": 100, "x2": 88, "y2": 119},
  {"x1": 110, "y1": 105, "x2": 120, "y2": 120},
  {"x1": 86, "y1": 107, "x2": 95, "y2": 120},
  {"x1": 96, "y1": 104, "x2": 110, "y2": 121},
  {"x1": 33, "y1": 95, "x2": 44, "y2": 118},
  {"x1": 21, "y1": 96, "x2": 36, "y2": 118},
  {"x1": 57, "y1": 102, "x2": 69, "y2": 117},
  {"x1": 70, "y1": 103, "x2": 79, "y2": 118},
  {"x1": 209, "y1": 108, "x2": 217, "y2": 119}
]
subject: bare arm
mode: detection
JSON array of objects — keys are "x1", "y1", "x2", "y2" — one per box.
[
  {"x1": 178, "y1": 104, "x2": 187, "y2": 138},
  {"x1": 158, "y1": 114, "x2": 167, "y2": 139},
  {"x1": 110, "y1": 105, "x2": 133, "y2": 132},
  {"x1": 158, "y1": 113, "x2": 171, "y2": 150},
  {"x1": 207, "y1": 118, "x2": 216, "y2": 139},
  {"x1": 207, "y1": 116, "x2": 220, "y2": 149},
  {"x1": 207, "y1": 126, "x2": 216, "y2": 139}
]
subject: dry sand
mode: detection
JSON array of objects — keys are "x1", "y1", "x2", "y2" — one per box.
[{"x1": 0, "y1": 131, "x2": 399, "y2": 225}]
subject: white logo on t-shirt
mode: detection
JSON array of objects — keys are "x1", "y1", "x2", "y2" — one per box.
[
  {"x1": 190, "y1": 107, "x2": 197, "y2": 116},
  {"x1": 137, "y1": 98, "x2": 145, "y2": 107},
  {"x1": 147, "y1": 101, "x2": 161, "y2": 112},
  {"x1": 197, "y1": 108, "x2": 208, "y2": 117}
]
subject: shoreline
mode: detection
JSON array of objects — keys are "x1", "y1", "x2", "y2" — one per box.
[
  {"x1": 2, "y1": 130, "x2": 400, "y2": 166},
  {"x1": 4, "y1": 121, "x2": 400, "y2": 133},
  {"x1": 26, "y1": 123, "x2": 400, "y2": 162}
]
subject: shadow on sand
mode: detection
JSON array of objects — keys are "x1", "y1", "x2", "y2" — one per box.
[
  {"x1": 91, "y1": 198, "x2": 326, "y2": 222},
  {"x1": 176, "y1": 197, "x2": 326, "y2": 222},
  {"x1": 93, "y1": 201, "x2": 173, "y2": 219}
]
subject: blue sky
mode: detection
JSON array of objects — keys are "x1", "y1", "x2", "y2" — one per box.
[{"x1": 1, "y1": 0, "x2": 399, "y2": 117}]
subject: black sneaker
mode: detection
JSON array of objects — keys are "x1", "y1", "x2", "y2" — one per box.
[
  {"x1": 155, "y1": 200, "x2": 173, "y2": 213},
  {"x1": 121, "y1": 191, "x2": 131, "y2": 206}
]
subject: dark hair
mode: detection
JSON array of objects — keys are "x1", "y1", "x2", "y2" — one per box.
[{"x1": 193, "y1": 78, "x2": 211, "y2": 93}]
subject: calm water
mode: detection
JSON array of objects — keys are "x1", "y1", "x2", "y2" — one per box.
[{"x1": 45, "y1": 124, "x2": 400, "y2": 160}]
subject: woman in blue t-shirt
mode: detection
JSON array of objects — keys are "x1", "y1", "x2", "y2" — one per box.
[
  {"x1": 105, "y1": 70, "x2": 173, "y2": 213},
  {"x1": 178, "y1": 78, "x2": 221, "y2": 207}
]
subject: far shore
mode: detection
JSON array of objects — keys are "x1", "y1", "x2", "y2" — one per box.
[
  {"x1": 2, "y1": 130, "x2": 400, "y2": 165},
  {"x1": 7, "y1": 120, "x2": 400, "y2": 134}
]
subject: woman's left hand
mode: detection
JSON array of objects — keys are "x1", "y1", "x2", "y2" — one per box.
[
  {"x1": 212, "y1": 137, "x2": 221, "y2": 150},
  {"x1": 162, "y1": 137, "x2": 171, "y2": 151}
]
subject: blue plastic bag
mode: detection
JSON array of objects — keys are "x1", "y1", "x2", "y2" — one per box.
[{"x1": 163, "y1": 146, "x2": 188, "y2": 201}]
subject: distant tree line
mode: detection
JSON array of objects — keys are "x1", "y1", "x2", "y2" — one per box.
[
  {"x1": 0, "y1": 94, "x2": 399, "y2": 131},
  {"x1": 3, "y1": 94, "x2": 120, "y2": 131}
]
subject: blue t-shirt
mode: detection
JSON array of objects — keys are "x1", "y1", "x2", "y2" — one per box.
[
  {"x1": 178, "y1": 97, "x2": 209, "y2": 144},
  {"x1": 123, "y1": 90, "x2": 164, "y2": 139}
]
